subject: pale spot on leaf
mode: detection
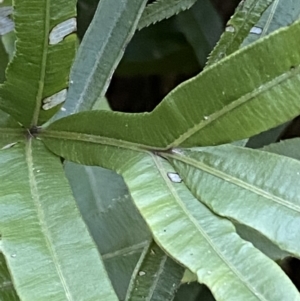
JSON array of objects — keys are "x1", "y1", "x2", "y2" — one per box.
[
  {"x1": 167, "y1": 172, "x2": 182, "y2": 183},
  {"x1": 250, "y1": 26, "x2": 262, "y2": 35},
  {"x1": 1, "y1": 142, "x2": 17, "y2": 150},
  {"x1": 225, "y1": 25, "x2": 235, "y2": 33},
  {"x1": 42, "y1": 89, "x2": 67, "y2": 110},
  {"x1": 0, "y1": 7, "x2": 14, "y2": 35},
  {"x1": 49, "y1": 18, "x2": 76, "y2": 45}
]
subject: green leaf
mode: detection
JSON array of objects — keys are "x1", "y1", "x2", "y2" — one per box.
[
  {"x1": 0, "y1": 0, "x2": 77, "y2": 127},
  {"x1": 41, "y1": 139, "x2": 300, "y2": 301},
  {"x1": 119, "y1": 153, "x2": 299, "y2": 301},
  {"x1": 261, "y1": 138, "x2": 300, "y2": 160},
  {"x1": 125, "y1": 241, "x2": 184, "y2": 301},
  {"x1": 0, "y1": 38, "x2": 8, "y2": 83},
  {"x1": 242, "y1": 0, "x2": 300, "y2": 46},
  {"x1": 0, "y1": 253, "x2": 20, "y2": 301},
  {"x1": 64, "y1": 162, "x2": 150, "y2": 300},
  {"x1": 0, "y1": 109, "x2": 23, "y2": 149},
  {"x1": 175, "y1": 0, "x2": 223, "y2": 66},
  {"x1": 165, "y1": 144, "x2": 300, "y2": 256},
  {"x1": 207, "y1": 0, "x2": 273, "y2": 66},
  {"x1": 0, "y1": 140, "x2": 118, "y2": 301},
  {"x1": 138, "y1": 0, "x2": 197, "y2": 30},
  {"x1": 44, "y1": 19, "x2": 300, "y2": 149},
  {"x1": 53, "y1": 0, "x2": 147, "y2": 121}
]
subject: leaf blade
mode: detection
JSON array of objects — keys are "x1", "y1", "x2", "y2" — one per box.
[{"x1": 0, "y1": 140, "x2": 118, "y2": 301}]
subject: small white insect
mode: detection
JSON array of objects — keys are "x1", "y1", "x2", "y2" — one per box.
[
  {"x1": 42, "y1": 89, "x2": 67, "y2": 110},
  {"x1": 1, "y1": 142, "x2": 17, "y2": 150},
  {"x1": 49, "y1": 17, "x2": 76, "y2": 45},
  {"x1": 167, "y1": 172, "x2": 182, "y2": 183}
]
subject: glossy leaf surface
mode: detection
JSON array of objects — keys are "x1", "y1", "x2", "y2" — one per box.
[
  {"x1": 166, "y1": 145, "x2": 300, "y2": 256},
  {"x1": 0, "y1": 140, "x2": 118, "y2": 301}
]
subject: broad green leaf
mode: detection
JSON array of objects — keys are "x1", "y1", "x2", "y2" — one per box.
[
  {"x1": 45, "y1": 19, "x2": 300, "y2": 149},
  {"x1": 207, "y1": 0, "x2": 273, "y2": 66},
  {"x1": 0, "y1": 253, "x2": 19, "y2": 301},
  {"x1": 43, "y1": 143, "x2": 300, "y2": 301},
  {"x1": 138, "y1": 0, "x2": 197, "y2": 30},
  {"x1": 175, "y1": 0, "x2": 223, "y2": 66},
  {"x1": 242, "y1": 0, "x2": 300, "y2": 46},
  {"x1": 261, "y1": 137, "x2": 300, "y2": 160},
  {"x1": 165, "y1": 144, "x2": 300, "y2": 256},
  {"x1": 0, "y1": 0, "x2": 77, "y2": 127},
  {"x1": 53, "y1": 0, "x2": 147, "y2": 121},
  {"x1": 64, "y1": 162, "x2": 150, "y2": 300},
  {"x1": 125, "y1": 241, "x2": 184, "y2": 301},
  {"x1": 0, "y1": 140, "x2": 118, "y2": 301},
  {"x1": 119, "y1": 153, "x2": 299, "y2": 301}
]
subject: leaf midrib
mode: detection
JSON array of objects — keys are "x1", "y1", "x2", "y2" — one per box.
[
  {"x1": 167, "y1": 152, "x2": 300, "y2": 212},
  {"x1": 26, "y1": 139, "x2": 74, "y2": 301},
  {"x1": 170, "y1": 65, "x2": 300, "y2": 147},
  {"x1": 152, "y1": 154, "x2": 266, "y2": 301},
  {"x1": 31, "y1": 0, "x2": 50, "y2": 126}
]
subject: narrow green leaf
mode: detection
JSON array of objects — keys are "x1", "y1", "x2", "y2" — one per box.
[
  {"x1": 175, "y1": 0, "x2": 223, "y2": 66},
  {"x1": 0, "y1": 0, "x2": 77, "y2": 127},
  {"x1": 125, "y1": 241, "x2": 184, "y2": 301},
  {"x1": 242, "y1": 0, "x2": 300, "y2": 46},
  {"x1": 0, "y1": 38, "x2": 8, "y2": 83},
  {"x1": 138, "y1": 0, "x2": 197, "y2": 30},
  {"x1": 64, "y1": 162, "x2": 150, "y2": 300},
  {"x1": 165, "y1": 144, "x2": 300, "y2": 256},
  {"x1": 45, "y1": 19, "x2": 300, "y2": 149},
  {"x1": 207, "y1": 0, "x2": 273, "y2": 66},
  {"x1": 53, "y1": 0, "x2": 147, "y2": 121},
  {"x1": 0, "y1": 140, "x2": 118, "y2": 301},
  {"x1": 261, "y1": 138, "x2": 300, "y2": 160},
  {"x1": 0, "y1": 253, "x2": 20, "y2": 301}
]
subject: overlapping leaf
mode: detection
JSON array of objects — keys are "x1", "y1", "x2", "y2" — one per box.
[
  {"x1": 165, "y1": 144, "x2": 300, "y2": 256},
  {"x1": 138, "y1": 0, "x2": 197, "y2": 30},
  {"x1": 125, "y1": 241, "x2": 184, "y2": 301},
  {"x1": 53, "y1": 0, "x2": 147, "y2": 121},
  {"x1": 242, "y1": 0, "x2": 300, "y2": 46},
  {"x1": 0, "y1": 0, "x2": 77, "y2": 126},
  {"x1": 0, "y1": 253, "x2": 19, "y2": 301},
  {"x1": 44, "y1": 19, "x2": 300, "y2": 149},
  {"x1": 0, "y1": 140, "x2": 118, "y2": 301},
  {"x1": 38, "y1": 145, "x2": 300, "y2": 301},
  {"x1": 207, "y1": 0, "x2": 273, "y2": 66},
  {"x1": 64, "y1": 162, "x2": 150, "y2": 300}
]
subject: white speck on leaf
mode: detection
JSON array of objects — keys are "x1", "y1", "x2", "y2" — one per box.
[
  {"x1": 49, "y1": 17, "x2": 77, "y2": 45},
  {"x1": 225, "y1": 25, "x2": 235, "y2": 33},
  {"x1": 42, "y1": 89, "x2": 67, "y2": 110},
  {"x1": 167, "y1": 172, "x2": 182, "y2": 183},
  {"x1": 250, "y1": 26, "x2": 262, "y2": 35},
  {"x1": 139, "y1": 271, "x2": 146, "y2": 276},
  {"x1": 1, "y1": 142, "x2": 17, "y2": 150}
]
